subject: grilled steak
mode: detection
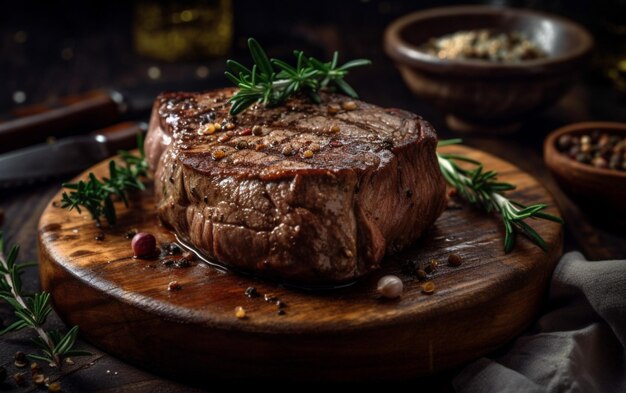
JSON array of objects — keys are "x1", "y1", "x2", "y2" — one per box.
[{"x1": 145, "y1": 88, "x2": 446, "y2": 283}]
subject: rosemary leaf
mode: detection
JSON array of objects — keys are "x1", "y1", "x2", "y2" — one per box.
[
  {"x1": 0, "y1": 232, "x2": 89, "y2": 367},
  {"x1": 437, "y1": 139, "x2": 563, "y2": 253},
  {"x1": 61, "y1": 133, "x2": 148, "y2": 226},
  {"x1": 226, "y1": 38, "x2": 371, "y2": 115}
]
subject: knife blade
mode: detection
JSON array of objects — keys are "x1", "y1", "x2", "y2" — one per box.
[{"x1": 0, "y1": 121, "x2": 147, "y2": 188}]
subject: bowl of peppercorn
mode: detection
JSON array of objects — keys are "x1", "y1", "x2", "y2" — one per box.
[
  {"x1": 384, "y1": 5, "x2": 593, "y2": 134},
  {"x1": 544, "y1": 121, "x2": 626, "y2": 224}
]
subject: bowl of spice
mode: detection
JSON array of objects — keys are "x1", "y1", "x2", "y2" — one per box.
[
  {"x1": 384, "y1": 6, "x2": 593, "y2": 134},
  {"x1": 544, "y1": 121, "x2": 626, "y2": 224}
]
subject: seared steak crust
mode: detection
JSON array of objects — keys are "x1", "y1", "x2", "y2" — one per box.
[{"x1": 146, "y1": 88, "x2": 446, "y2": 283}]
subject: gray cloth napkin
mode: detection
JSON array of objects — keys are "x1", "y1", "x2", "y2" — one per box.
[{"x1": 453, "y1": 251, "x2": 626, "y2": 393}]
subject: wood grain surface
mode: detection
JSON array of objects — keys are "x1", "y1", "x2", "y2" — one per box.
[{"x1": 37, "y1": 145, "x2": 562, "y2": 382}]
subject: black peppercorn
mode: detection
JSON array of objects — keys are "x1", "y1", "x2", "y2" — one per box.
[
  {"x1": 448, "y1": 253, "x2": 463, "y2": 267},
  {"x1": 167, "y1": 243, "x2": 182, "y2": 255},
  {"x1": 558, "y1": 131, "x2": 626, "y2": 172},
  {"x1": 557, "y1": 134, "x2": 572, "y2": 150},
  {"x1": 14, "y1": 352, "x2": 27, "y2": 368},
  {"x1": 175, "y1": 259, "x2": 191, "y2": 268},
  {"x1": 13, "y1": 372, "x2": 26, "y2": 386},
  {"x1": 245, "y1": 287, "x2": 260, "y2": 298}
]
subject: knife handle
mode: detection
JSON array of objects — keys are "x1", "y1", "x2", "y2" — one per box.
[
  {"x1": 92, "y1": 121, "x2": 148, "y2": 153},
  {"x1": 0, "y1": 89, "x2": 126, "y2": 153}
]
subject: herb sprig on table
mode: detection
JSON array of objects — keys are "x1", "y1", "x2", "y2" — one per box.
[
  {"x1": 0, "y1": 232, "x2": 90, "y2": 367},
  {"x1": 437, "y1": 139, "x2": 563, "y2": 253},
  {"x1": 61, "y1": 135, "x2": 148, "y2": 226},
  {"x1": 226, "y1": 38, "x2": 371, "y2": 115}
]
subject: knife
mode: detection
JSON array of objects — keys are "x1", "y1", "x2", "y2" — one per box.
[
  {"x1": 0, "y1": 62, "x2": 227, "y2": 153},
  {"x1": 0, "y1": 121, "x2": 147, "y2": 189}
]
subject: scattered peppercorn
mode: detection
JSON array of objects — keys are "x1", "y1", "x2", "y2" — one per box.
[
  {"x1": 309, "y1": 143, "x2": 321, "y2": 152},
  {"x1": 131, "y1": 232, "x2": 156, "y2": 258},
  {"x1": 342, "y1": 101, "x2": 358, "y2": 111},
  {"x1": 252, "y1": 125, "x2": 263, "y2": 136},
  {"x1": 225, "y1": 122, "x2": 235, "y2": 130},
  {"x1": 421, "y1": 281, "x2": 436, "y2": 294},
  {"x1": 33, "y1": 373, "x2": 45, "y2": 385},
  {"x1": 30, "y1": 362, "x2": 41, "y2": 376},
  {"x1": 425, "y1": 259, "x2": 439, "y2": 274},
  {"x1": 282, "y1": 145, "x2": 294, "y2": 156},
  {"x1": 401, "y1": 259, "x2": 418, "y2": 275},
  {"x1": 264, "y1": 294, "x2": 278, "y2": 303},
  {"x1": 13, "y1": 372, "x2": 26, "y2": 386},
  {"x1": 236, "y1": 140, "x2": 248, "y2": 150},
  {"x1": 14, "y1": 351, "x2": 27, "y2": 368},
  {"x1": 235, "y1": 306, "x2": 247, "y2": 319},
  {"x1": 161, "y1": 258, "x2": 174, "y2": 267},
  {"x1": 277, "y1": 309, "x2": 286, "y2": 316},
  {"x1": 124, "y1": 229, "x2": 137, "y2": 239},
  {"x1": 48, "y1": 381, "x2": 62, "y2": 392},
  {"x1": 327, "y1": 103, "x2": 341, "y2": 114},
  {"x1": 175, "y1": 259, "x2": 192, "y2": 268},
  {"x1": 329, "y1": 123, "x2": 341, "y2": 133},
  {"x1": 167, "y1": 281, "x2": 182, "y2": 291},
  {"x1": 160, "y1": 242, "x2": 182, "y2": 255},
  {"x1": 448, "y1": 253, "x2": 463, "y2": 267},
  {"x1": 245, "y1": 287, "x2": 260, "y2": 298},
  {"x1": 377, "y1": 275, "x2": 403, "y2": 299},
  {"x1": 416, "y1": 269, "x2": 428, "y2": 281},
  {"x1": 94, "y1": 232, "x2": 105, "y2": 241},
  {"x1": 276, "y1": 300, "x2": 287, "y2": 308},
  {"x1": 303, "y1": 149, "x2": 314, "y2": 158}
]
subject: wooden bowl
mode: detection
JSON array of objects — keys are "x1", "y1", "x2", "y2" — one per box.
[
  {"x1": 544, "y1": 122, "x2": 626, "y2": 224},
  {"x1": 384, "y1": 6, "x2": 593, "y2": 134}
]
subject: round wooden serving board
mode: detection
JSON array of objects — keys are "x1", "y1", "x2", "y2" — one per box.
[{"x1": 38, "y1": 145, "x2": 562, "y2": 382}]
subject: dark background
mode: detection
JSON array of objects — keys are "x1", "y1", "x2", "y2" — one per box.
[
  {"x1": 1, "y1": 0, "x2": 625, "y2": 391},
  {"x1": 1, "y1": 0, "x2": 621, "y2": 111}
]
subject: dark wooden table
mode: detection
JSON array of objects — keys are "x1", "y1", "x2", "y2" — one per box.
[{"x1": 1, "y1": 1, "x2": 625, "y2": 391}]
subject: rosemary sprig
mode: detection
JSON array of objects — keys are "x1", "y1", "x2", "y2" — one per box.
[
  {"x1": 61, "y1": 135, "x2": 148, "y2": 226},
  {"x1": 225, "y1": 38, "x2": 371, "y2": 115},
  {"x1": 0, "y1": 232, "x2": 90, "y2": 367},
  {"x1": 437, "y1": 139, "x2": 563, "y2": 253}
]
